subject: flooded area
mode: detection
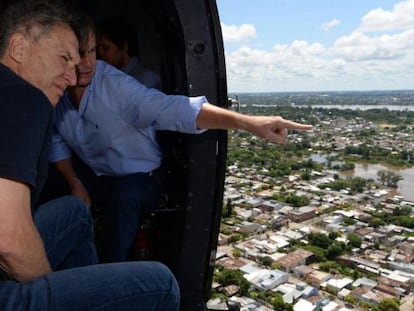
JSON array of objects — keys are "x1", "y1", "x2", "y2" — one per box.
[
  {"x1": 340, "y1": 163, "x2": 414, "y2": 202},
  {"x1": 310, "y1": 154, "x2": 414, "y2": 202}
]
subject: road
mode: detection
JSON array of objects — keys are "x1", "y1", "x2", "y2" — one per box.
[{"x1": 400, "y1": 294, "x2": 413, "y2": 311}]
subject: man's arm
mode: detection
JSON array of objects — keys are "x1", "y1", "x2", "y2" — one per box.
[
  {"x1": 0, "y1": 178, "x2": 51, "y2": 282},
  {"x1": 54, "y1": 159, "x2": 91, "y2": 207},
  {"x1": 196, "y1": 103, "x2": 313, "y2": 143}
]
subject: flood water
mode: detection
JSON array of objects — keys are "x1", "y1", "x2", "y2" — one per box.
[
  {"x1": 341, "y1": 164, "x2": 414, "y2": 202},
  {"x1": 310, "y1": 154, "x2": 414, "y2": 202}
]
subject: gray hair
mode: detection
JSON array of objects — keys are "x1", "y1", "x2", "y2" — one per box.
[{"x1": 0, "y1": 0, "x2": 80, "y2": 57}]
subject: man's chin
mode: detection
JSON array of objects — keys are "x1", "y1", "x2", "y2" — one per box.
[
  {"x1": 77, "y1": 82, "x2": 92, "y2": 87},
  {"x1": 76, "y1": 75, "x2": 92, "y2": 87}
]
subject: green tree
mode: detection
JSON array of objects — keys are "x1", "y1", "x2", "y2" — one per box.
[
  {"x1": 232, "y1": 249, "x2": 241, "y2": 258},
  {"x1": 347, "y1": 232, "x2": 362, "y2": 248},
  {"x1": 368, "y1": 217, "x2": 384, "y2": 228},
  {"x1": 215, "y1": 269, "x2": 250, "y2": 296},
  {"x1": 308, "y1": 232, "x2": 331, "y2": 249},
  {"x1": 343, "y1": 217, "x2": 356, "y2": 225},
  {"x1": 328, "y1": 231, "x2": 340, "y2": 240},
  {"x1": 326, "y1": 243, "x2": 344, "y2": 259},
  {"x1": 285, "y1": 194, "x2": 310, "y2": 207},
  {"x1": 257, "y1": 256, "x2": 273, "y2": 267},
  {"x1": 377, "y1": 170, "x2": 403, "y2": 188},
  {"x1": 271, "y1": 294, "x2": 293, "y2": 311},
  {"x1": 378, "y1": 298, "x2": 400, "y2": 311},
  {"x1": 319, "y1": 261, "x2": 338, "y2": 272}
]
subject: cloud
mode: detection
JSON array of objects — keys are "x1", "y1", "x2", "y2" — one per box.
[
  {"x1": 359, "y1": 0, "x2": 414, "y2": 31},
  {"x1": 221, "y1": 23, "x2": 257, "y2": 42},
  {"x1": 221, "y1": 1, "x2": 414, "y2": 92},
  {"x1": 224, "y1": 27, "x2": 414, "y2": 92},
  {"x1": 332, "y1": 29, "x2": 414, "y2": 61},
  {"x1": 322, "y1": 18, "x2": 341, "y2": 32}
]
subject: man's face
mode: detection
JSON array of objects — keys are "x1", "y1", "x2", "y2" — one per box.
[
  {"x1": 76, "y1": 32, "x2": 97, "y2": 87},
  {"x1": 19, "y1": 24, "x2": 79, "y2": 105},
  {"x1": 98, "y1": 36, "x2": 125, "y2": 69}
]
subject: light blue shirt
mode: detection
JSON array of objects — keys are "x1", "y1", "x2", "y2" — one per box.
[
  {"x1": 50, "y1": 60, "x2": 206, "y2": 176},
  {"x1": 122, "y1": 57, "x2": 161, "y2": 90}
]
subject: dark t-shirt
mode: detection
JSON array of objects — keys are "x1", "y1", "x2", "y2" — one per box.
[{"x1": 0, "y1": 63, "x2": 52, "y2": 205}]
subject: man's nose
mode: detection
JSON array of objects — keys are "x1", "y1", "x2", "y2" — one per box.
[
  {"x1": 65, "y1": 68, "x2": 77, "y2": 86},
  {"x1": 83, "y1": 55, "x2": 93, "y2": 67}
]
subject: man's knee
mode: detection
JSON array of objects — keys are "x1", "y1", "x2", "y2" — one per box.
[
  {"x1": 138, "y1": 261, "x2": 180, "y2": 309},
  {"x1": 51, "y1": 195, "x2": 94, "y2": 227}
]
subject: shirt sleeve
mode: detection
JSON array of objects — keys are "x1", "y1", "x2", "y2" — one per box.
[
  {"x1": 48, "y1": 124, "x2": 72, "y2": 163},
  {"x1": 98, "y1": 68, "x2": 208, "y2": 133},
  {"x1": 0, "y1": 84, "x2": 51, "y2": 188}
]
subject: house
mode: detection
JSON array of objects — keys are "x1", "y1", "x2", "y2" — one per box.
[
  {"x1": 287, "y1": 206, "x2": 316, "y2": 223},
  {"x1": 228, "y1": 296, "x2": 274, "y2": 311},
  {"x1": 322, "y1": 301, "x2": 339, "y2": 311},
  {"x1": 271, "y1": 215, "x2": 287, "y2": 230},
  {"x1": 244, "y1": 268, "x2": 289, "y2": 291},
  {"x1": 277, "y1": 249, "x2": 314, "y2": 273},
  {"x1": 377, "y1": 275, "x2": 411, "y2": 294},
  {"x1": 306, "y1": 270, "x2": 332, "y2": 288},
  {"x1": 221, "y1": 285, "x2": 239, "y2": 296},
  {"x1": 292, "y1": 265, "x2": 314, "y2": 279},
  {"x1": 239, "y1": 221, "x2": 266, "y2": 234},
  {"x1": 293, "y1": 298, "x2": 316, "y2": 311},
  {"x1": 274, "y1": 283, "x2": 302, "y2": 304},
  {"x1": 350, "y1": 287, "x2": 388, "y2": 305},
  {"x1": 325, "y1": 277, "x2": 353, "y2": 294},
  {"x1": 352, "y1": 277, "x2": 377, "y2": 289},
  {"x1": 337, "y1": 288, "x2": 351, "y2": 300},
  {"x1": 384, "y1": 235, "x2": 406, "y2": 247},
  {"x1": 260, "y1": 200, "x2": 282, "y2": 212},
  {"x1": 375, "y1": 283, "x2": 401, "y2": 299}
]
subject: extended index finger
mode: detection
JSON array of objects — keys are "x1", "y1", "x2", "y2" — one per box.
[{"x1": 282, "y1": 119, "x2": 313, "y2": 131}]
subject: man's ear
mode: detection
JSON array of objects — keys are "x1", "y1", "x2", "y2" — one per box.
[{"x1": 8, "y1": 33, "x2": 28, "y2": 63}]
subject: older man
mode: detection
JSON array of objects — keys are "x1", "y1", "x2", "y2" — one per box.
[{"x1": 0, "y1": 1, "x2": 179, "y2": 310}]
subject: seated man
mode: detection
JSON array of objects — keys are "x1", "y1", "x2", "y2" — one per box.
[
  {"x1": 0, "y1": 1, "x2": 179, "y2": 310},
  {"x1": 45, "y1": 16, "x2": 312, "y2": 264},
  {"x1": 97, "y1": 15, "x2": 161, "y2": 89}
]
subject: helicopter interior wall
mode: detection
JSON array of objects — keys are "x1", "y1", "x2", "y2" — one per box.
[
  {"x1": 83, "y1": 0, "x2": 187, "y2": 94},
  {"x1": 82, "y1": 2, "x2": 229, "y2": 310}
]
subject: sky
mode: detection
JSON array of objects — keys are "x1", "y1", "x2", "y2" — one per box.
[{"x1": 216, "y1": 0, "x2": 414, "y2": 93}]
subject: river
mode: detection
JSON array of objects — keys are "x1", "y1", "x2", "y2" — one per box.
[{"x1": 308, "y1": 104, "x2": 414, "y2": 111}]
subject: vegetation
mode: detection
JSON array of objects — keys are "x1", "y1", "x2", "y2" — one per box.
[
  {"x1": 377, "y1": 170, "x2": 403, "y2": 188},
  {"x1": 367, "y1": 205, "x2": 414, "y2": 228},
  {"x1": 214, "y1": 268, "x2": 250, "y2": 296},
  {"x1": 318, "y1": 176, "x2": 371, "y2": 193},
  {"x1": 377, "y1": 298, "x2": 400, "y2": 311},
  {"x1": 228, "y1": 102, "x2": 414, "y2": 169}
]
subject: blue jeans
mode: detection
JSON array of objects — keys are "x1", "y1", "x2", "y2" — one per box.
[
  {"x1": 40, "y1": 158, "x2": 162, "y2": 262},
  {"x1": 0, "y1": 196, "x2": 180, "y2": 310},
  {"x1": 96, "y1": 173, "x2": 161, "y2": 262}
]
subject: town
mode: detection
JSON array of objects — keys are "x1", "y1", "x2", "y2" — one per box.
[{"x1": 208, "y1": 96, "x2": 414, "y2": 311}]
